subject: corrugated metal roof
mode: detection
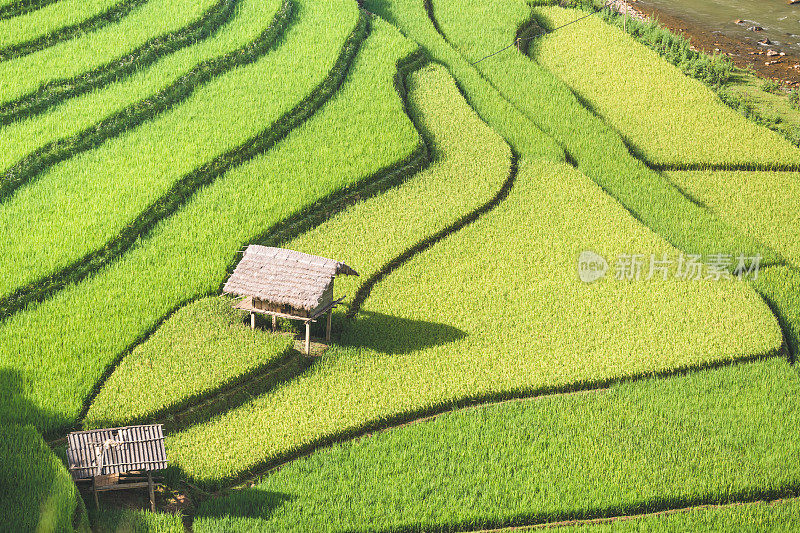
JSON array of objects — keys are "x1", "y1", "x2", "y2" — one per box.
[
  {"x1": 223, "y1": 246, "x2": 358, "y2": 311},
  {"x1": 67, "y1": 425, "x2": 167, "y2": 479}
]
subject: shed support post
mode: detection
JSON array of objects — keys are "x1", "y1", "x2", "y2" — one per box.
[
  {"x1": 305, "y1": 321, "x2": 311, "y2": 355},
  {"x1": 148, "y1": 472, "x2": 155, "y2": 512},
  {"x1": 325, "y1": 309, "x2": 332, "y2": 342},
  {"x1": 250, "y1": 311, "x2": 255, "y2": 330},
  {"x1": 93, "y1": 477, "x2": 99, "y2": 510},
  {"x1": 272, "y1": 314, "x2": 277, "y2": 331}
]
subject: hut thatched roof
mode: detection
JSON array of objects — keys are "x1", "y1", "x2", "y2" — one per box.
[
  {"x1": 67, "y1": 425, "x2": 167, "y2": 480},
  {"x1": 223, "y1": 246, "x2": 357, "y2": 311}
]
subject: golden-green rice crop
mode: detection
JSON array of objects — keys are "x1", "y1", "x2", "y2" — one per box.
[
  {"x1": 0, "y1": 0, "x2": 220, "y2": 105},
  {"x1": 289, "y1": 63, "x2": 513, "y2": 305},
  {"x1": 0, "y1": 0, "x2": 351, "y2": 302},
  {"x1": 0, "y1": 16, "x2": 420, "y2": 435},
  {"x1": 429, "y1": 0, "x2": 779, "y2": 264},
  {"x1": 666, "y1": 171, "x2": 800, "y2": 267},
  {"x1": 167, "y1": 159, "x2": 781, "y2": 488},
  {"x1": 191, "y1": 358, "x2": 800, "y2": 532},
  {"x1": 364, "y1": 0, "x2": 563, "y2": 162},
  {"x1": 530, "y1": 6, "x2": 800, "y2": 169},
  {"x1": 85, "y1": 297, "x2": 293, "y2": 429},
  {"x1": 0, "y1": 424, "x2": 88, "y2": 532},
  {"x1": 555, "y1": 499, "x2": 800, "y2": 532},
  {"x1": 85, "y1": 61, "x2": 512, "y2": 432}
]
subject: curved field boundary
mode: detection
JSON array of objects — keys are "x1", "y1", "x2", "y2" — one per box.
[
  {"x1": 0, "y1": 0, "x2": 148, "y2": 62},
  {"x1": 0, "y1": 7, "x2": 364, "y2": 324},
  {"x1": 469, "y1": 496, "x2": 800, "y2": 531},
  {"x1": 0, "y1": 0, "x2": 291, "y2": 203},
  {"x1": 347, "y1": 155, "x2": 517, "y2": 318},
  {"x1": 76, "y1": 47, "x2": 432, "y2": 436},
  {"x1": 202, "y1": 353, "x2": 782, "y2": 495},
  {"x1": 0, "y1": 0, "x2": 236, "y2": 126},
  {"x1": 425, "y1": 0, "x2": 800, "y2": 371},
  {"x1": 526, "y1": 7, "x2": 800, "y2": 171},
  {"x1": 21, "y1": 9, "x2": 370, "y2": 438},
  {"x1": 187, "y1": 357, "x2": 800, "y2": 531},
  {"x1": 0, "y1": 0, "x2": 59, "y2": 20},
  {"x1": 366, "y1": 0, "x2": 563, "y2": 162}
]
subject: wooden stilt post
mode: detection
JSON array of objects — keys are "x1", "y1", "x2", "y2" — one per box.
[
  {"x1": 623, "y1": 1, "x2": 627, "y2": 33},
  {"x1": 148, "y1": 472, "x2": 155, "y2": 512},
  {"x1": 93, "y1": 477, "x2": 99, "y2": 510},
  {"x1": 305, "y1": 321, "x2": 311, "y2": 355},
  {"x1": 250, "y1": 311, "x2": 255, "y2": 330},
  {"x1": 325, "y1": 309, "x2": 332, "y2": 342},
  {"x1": 272, "y1": 314, "x2": 277, "y2": 331}
]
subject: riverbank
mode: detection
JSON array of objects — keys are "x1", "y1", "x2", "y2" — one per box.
[{"x1": 610, "y1": 0, "x2": 800, "y2": 87}]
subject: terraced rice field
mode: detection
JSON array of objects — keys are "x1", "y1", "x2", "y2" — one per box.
[{"x1": 2, "y1": 0, "x2": 800, "y2": 531}]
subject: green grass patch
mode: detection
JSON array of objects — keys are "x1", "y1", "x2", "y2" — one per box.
[
  {"x1": 0, "y1": 15, "x2": 419, "y2": 436},
  {"x1": 0, "y1": 424, "x2": 89, "y2": 532},
  {"x1": 364, "y1": 0, "x2": 563, "y2": 162},
  {"x1": 0, "y1": 0, "x2": 140, "y2": 60},
  {"x1": 0, "y1": 0, "x2": 221, "y2": 106},
  {"x1": 192, "y1": 357, "x2": 800, "y2": 531},
  {"x1": 530, "y1": 6, "x2": 800, "y2": 169},
  {"x1": 666, "y1": 171, "x2": 800, "y2": 268},
  {"x1": 0, "y1": 0, "x2": 346, "y2": 304},
  {"x1": 167, "y1": 158, "x2": 781, "y2": 489},
  {"x1": 85, "y1": 297, "x2": 293, "y2": 429}
]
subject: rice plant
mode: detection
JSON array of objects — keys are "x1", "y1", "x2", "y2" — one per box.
[
  {"x1": 0, "y1": 424, "x2": 88, "y2": 532},
  {"x1": 0, "y1": 15, "x2": 420, "y2": 436},
  {"x1": 85, "y1": 61, "x2": 513, "y2": 430},
  {"x1": 92, "y1": 507, "x2": 184, "y2": 533},
  {"x1": 429, "y1": 0, "x2": 780, "y2": 266},
  {"x1": 166, "y1": 159, "x2": 781, "y2": 489},
  {"x1": 530, "y1": 6, "x2": 800, "y2": 169},
  {"x1": 191, "y1": 358, "x2": 800, "y2": 532},
  {"x1": 666, "y1": 171, "x2": 800, "y2": 268},
  {"x1": 363, "y1": 0, "x2": 563, "y2": 162},
  {"x1": 0, "y1": 0, "x2": 350, "y2": 305},
  {"x1": 0, "y1": 0, "x2": 286, "y2": 189},
  {"x1": 0, "y1": 0, "x2": 142, "y2": 60},
  {"x1": 85, "y1": 296, "x2": 294, "y2": 429},
  {"x1": 0, "y1": 0, "x2": 60, "y2": 20},
  {"x1": 0, "y1": 0, "x2": 222, "y2": 106}
]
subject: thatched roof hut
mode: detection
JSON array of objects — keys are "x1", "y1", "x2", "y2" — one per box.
[
  {"x1": 224, "y1": 246, "x2": 358, "y2": 353},
  {"x1": 67, "y1": 425, "x2": 166, "y2": 511}
]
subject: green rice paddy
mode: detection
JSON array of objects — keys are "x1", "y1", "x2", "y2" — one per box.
[{"x1": 1, "y1": 0, "x2": 799, "y2": 530}]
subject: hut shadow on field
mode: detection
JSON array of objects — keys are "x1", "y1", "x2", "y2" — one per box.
[
  {"x1": 0, "y1": 368, "x2": 88, "y2": 530},
  {"x1": 192, "y1": 488, "x2": 293, "y2": 523},
  {"x1": 341, "y1": 310, "x2": 467, "y2": 355}
]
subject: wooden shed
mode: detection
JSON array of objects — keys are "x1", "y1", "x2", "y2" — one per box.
[
  {"x1": 224, "y1": 245, "x2": 358, "y2": 354},
  {"x1": 67, "y1": 424, "x2": 167, "y2": 511}
]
